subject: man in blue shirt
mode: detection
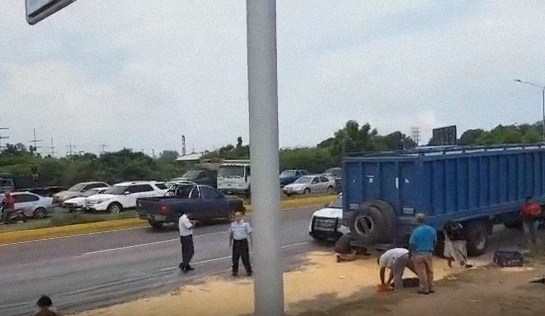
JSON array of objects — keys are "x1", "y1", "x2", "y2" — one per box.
[{"x1": 409, "y1": 213, "x2": 437, "y2": 294}]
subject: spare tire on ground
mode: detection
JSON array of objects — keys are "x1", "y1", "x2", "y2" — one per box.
[{"x1": 349, "y1": 204, "x2": 387, "y2": 246}]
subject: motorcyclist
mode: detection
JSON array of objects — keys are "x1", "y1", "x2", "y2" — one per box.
[{"x1": 1, "y1": 191, "x2": 15, "y2": 224}]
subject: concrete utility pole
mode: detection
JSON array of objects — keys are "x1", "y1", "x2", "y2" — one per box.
[{"x1": 246, "y1": 1, "x2": 284, "y2": 315}]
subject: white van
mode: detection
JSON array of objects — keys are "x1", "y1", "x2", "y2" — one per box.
[{"x1": 217, "y1": 160, "x2": 251, "y2": 196}]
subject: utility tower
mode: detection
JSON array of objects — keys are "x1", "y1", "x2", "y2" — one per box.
[
  {"x1": 66, "y1": 141, "x2": 76, "y2": 156},
  {"x1": 47, "y1": 138, "x2": 55, "y2": 156},
  {"x1": 100, "y1": 144, "x2": 107, "y2": 154},
  {"x1": 411, "y1": 127, "x2": 421, "y2": 146},
  {"x1": 28, "y1": 128, "x2": 42, "y2": 154}
]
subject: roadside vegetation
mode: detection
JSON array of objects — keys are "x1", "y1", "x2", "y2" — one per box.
[{"x1": 0, "y1": 120, "x2": 542, "y2": 188}]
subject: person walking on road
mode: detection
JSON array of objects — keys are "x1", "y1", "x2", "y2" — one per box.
[
  {"x1": 178, "y1": 210, "x2": 195, "y2": 273},
  {"x1": 409, "y1": 213, "x2": 437, "y2": 295},
  {"x1": 443, "y1": 220, "x2": 472, "y2": 268},
  {"x1": 520, "y1": 196, "x2": 542, "y2": 249},
  {"x1": 34, "y1": 295, "x2": 59, "y2": 316},
  {"x1": 377, "y1": 247, "x2": 417, "y2": 291},
  {"x1": 229, "y1": 211, "x2": 253, "y2": 277}
]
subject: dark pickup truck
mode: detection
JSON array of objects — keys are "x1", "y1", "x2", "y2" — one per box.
[{"x1": 136, "y1": 182, "x2": 245, "y2": 229}]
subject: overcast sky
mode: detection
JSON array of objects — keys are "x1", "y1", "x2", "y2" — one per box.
[{"x1": 1, "y1": 1, "x2": 544, "y2": 156}]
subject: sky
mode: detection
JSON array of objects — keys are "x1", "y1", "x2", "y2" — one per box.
[{"x1": 1, "y1": 1, "x2": 545, "y2": 157}]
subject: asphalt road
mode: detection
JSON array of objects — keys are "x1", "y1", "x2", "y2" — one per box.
[{"x1": 0, "y1": 205, "x2": 324, "y2": 316}]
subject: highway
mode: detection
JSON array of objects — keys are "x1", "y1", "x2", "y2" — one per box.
[{"x1": 0, "y1": 206, "x2": 324, "y2": 316}]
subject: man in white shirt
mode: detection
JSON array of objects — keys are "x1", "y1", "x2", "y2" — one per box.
[
  {"x1": 229, "y1": 211, "x2": 253, "y2": 276},
  {"x1": 377, "y1": 247, "x2": 417, "y2": 290},
  {"x1": 178, "y1": 211, "x2": 195, "y2": 273}
]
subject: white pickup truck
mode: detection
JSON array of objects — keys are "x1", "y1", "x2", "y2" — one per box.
[
  {"x1": 84, "y1": 181, "x2": 168, "y2": 213},
  {"x1": 308, "y1": 193, "x2": 348, "y2": 242}
]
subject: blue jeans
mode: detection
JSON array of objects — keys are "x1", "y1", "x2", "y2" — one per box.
[{"x1": 522, "y1": 219, "x2": 539, "y2": 246}]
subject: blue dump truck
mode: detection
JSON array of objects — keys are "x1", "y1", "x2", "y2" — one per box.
[{"x1": 340, "y1": 144, "x2": 545, "y2": 256}]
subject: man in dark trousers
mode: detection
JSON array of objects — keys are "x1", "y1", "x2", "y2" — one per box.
[
  {"x1": 229, "y1": 211, "x2": 253, "y2": 277},
  {"x1": 520, "y1": 196, "x2": 542, "y2": 248},
  {"x1": 1, "y1": 191, "x2": 15, "y2": 224},
  {"x1": 178, "y1": 210, "x2": 195, "y2": 273}
]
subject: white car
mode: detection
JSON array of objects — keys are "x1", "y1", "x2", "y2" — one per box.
[
  {"x1": 62, "y1": 187, "x2": 110, "y2": 212},
  {"x1": 5, "y1": 191, "x2": 54, "y2": 219},
  {"x1": 84, "y1": 181, "x2": 168, "y2": 213},
  {"x1": 283, "y1": 175, "x2": 336, "y2": 196},
  {"x1": 308, "y1": 194, "x2": 348, "y2": 242}
]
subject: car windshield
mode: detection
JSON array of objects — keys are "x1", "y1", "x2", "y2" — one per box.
[
  {"x1": 182, "y1": 170, "x2": 201, "y2": 178},
  {"x1": 328, "y1": 195, "x2": 342, "y2": 208},
  {"x1": 280, "y1": 170, "x2": 295, "y2": 177},
  {"x1": 105, "y1": 185, "x2": 128, "y2": 195},
  {"x1": 294, "y1": 176, "x2": 312, "y2": 184},
  {"x1": 218, "y1": 166, "x2": 245, "y2": 177},
  {"x1": 68, "y1": 183, "x2": 86, "y2": 191}
]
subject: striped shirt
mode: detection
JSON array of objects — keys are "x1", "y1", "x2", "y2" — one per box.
[{"x1": 229, "y1": 220, "x2": 252, "y2": 240}]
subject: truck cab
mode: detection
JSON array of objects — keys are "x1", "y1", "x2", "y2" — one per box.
[{"x1": 217, "y1": 160, "x2": 251, "y2": 197}]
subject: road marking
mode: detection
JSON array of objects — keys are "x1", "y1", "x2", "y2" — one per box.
[
  {"x1": 82, "y1": 231, "x2": 227, "y2": 256},
  {"x1": 0, "y1": 226, "x2": 145, "y2": 247}
]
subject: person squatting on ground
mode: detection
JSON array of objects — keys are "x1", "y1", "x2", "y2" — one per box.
[
  {"x1": 377, "y1": 247, "x2": 417, "y2": 291},
  {"x1": 443, "y1": 220, "x2": 472, "y2": 268},
  {"x1": 229, "y1": 211, "x2": 253, "y2": 277},
  {"x1": 34, "y1": 295, "x2": 60, "y2": 316},
  {"x1": 520, "y1": 196, "x2": 542, "y2": 248},
  {"x1": 409, "y1": 213, "x2": 437, "y2": 295},
  {"x1": 178, "y1": 210, "x2": 196, "y2": 273},
  {"x1": 1, "y1": 191, "x2": 15, "y2": 224}
]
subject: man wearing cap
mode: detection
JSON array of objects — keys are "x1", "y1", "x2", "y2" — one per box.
[{"x1": 409, "y1": 213, "x2": 437, "y2": 295}]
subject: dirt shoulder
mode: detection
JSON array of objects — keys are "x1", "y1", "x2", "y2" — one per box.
[{"x1": 68, "y1": 245, "x2": 545, "y2": 316}]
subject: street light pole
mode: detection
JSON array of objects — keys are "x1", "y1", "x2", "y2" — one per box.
[
  {"x1": 246, "y1": 1, "x2": 284, "y2": 315},
  {"x1": 515, "y1": 79, "x2": 545, "y2": 142}
]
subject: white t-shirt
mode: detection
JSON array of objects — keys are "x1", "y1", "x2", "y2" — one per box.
[
  {"x1": 178, "y1": 214, "x2": 193, "y2": 236},
  {"x1": 378, "y1": 248, "x2": 409, "y2": 268}
]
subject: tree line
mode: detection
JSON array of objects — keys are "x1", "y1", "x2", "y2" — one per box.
[{"x1": 0, "y1": 120, "x2": 542, "y2": 187}]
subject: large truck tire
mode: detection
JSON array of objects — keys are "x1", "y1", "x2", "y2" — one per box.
[
  {"x1": 349, "y1": 204, "x2": 387, "y2": 246},
  {"x1": 371, "y1": 200, "x2": 396, "y2": 243},
  {"x1": 466, "y1": 221, "x2": 488, "y2": 256}
]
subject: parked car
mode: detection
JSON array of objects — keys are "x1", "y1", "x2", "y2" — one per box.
[
  {"x1": 322, "y1": 167, "x2": 342, "y2": 193},
  {"x1": 279, "y1": 169, "x2": 309, "y2": 187},
  {"x1": 62, "y1": 187, "x2": 110, "y2": 212},
  {"x1": 84, "y1": 181, "x2": 168, "y2": 213},
  {"x1": 309, "y1": 193, "x2": 347, "y2": 242},
  {"x1": 52, "y1": 181, "x2": 110, "y2": 204},
  {"x1": 0, "y1": 191, "x2": 54, "y2": 219},
  {"x1": 282, "y1": 175, "x2": 336, "y2": 196},
  {"x1": 136, "y1": 181, "x2": 245, "y2": 229}
]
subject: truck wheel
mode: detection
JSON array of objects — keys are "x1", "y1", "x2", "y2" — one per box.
[
  {"x1": 108, "y1": 203, "x2": 122, "y2": 214},
  {"x1": 149, "y1": 220, "x2": 163, "y2": 230},
  {"x1": 349, "y1": 204, "x2": 386, "y2": 246},
  {"x1": 466, "y1": 221, "x2": 488, "y2": 256},
  {"x1": 371, "y1": 200, "x2": 396, "y2": 243}
]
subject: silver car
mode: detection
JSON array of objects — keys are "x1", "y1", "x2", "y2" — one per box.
[
  {"x1": 282, "y1": 175, "x2": 336, "y2": 196},
  {"x1": 2, "y1": 191, "x2": 54, "y2": 219}
]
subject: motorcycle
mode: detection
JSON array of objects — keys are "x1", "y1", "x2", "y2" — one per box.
[{"x1": 0, "y1": 205, "x2": 29, "y2": 224}]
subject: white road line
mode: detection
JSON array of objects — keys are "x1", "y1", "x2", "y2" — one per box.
[
  {"x1": 0, "y1": 226, "x2": 144, "y2": 247},
  {"x1": 82, "y1": 231, "x2": 227, "y2": 256}
]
